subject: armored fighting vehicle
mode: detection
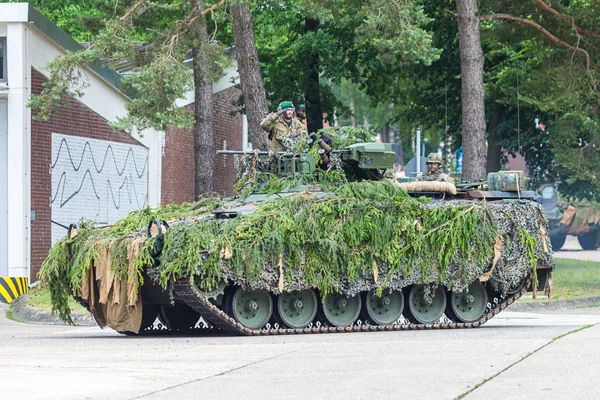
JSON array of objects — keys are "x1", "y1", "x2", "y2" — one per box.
[
  {"x1": 40, "y1": 131, "x2": 554, "y2": 335},
  {"x1": 539, "y1": 185, "x2": 599, "y2": 251}
]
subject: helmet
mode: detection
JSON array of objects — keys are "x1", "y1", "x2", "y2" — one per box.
[
  {"x1": 426, "y1": 153, "x2": 442, "y2": 165},
  {"x1": 278, "y1": 101, "x2": 295, "y2": 112}
]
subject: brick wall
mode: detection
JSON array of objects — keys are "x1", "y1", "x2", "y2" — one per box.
[
  {"x1": 30, "y1": 68, "x2": 142, "y2": 281},
  {"x1": 161, "y1": 85, "x2": 243, "y2": 202},
  {"x1": 31, "y1": 69, "x2": 243, "y2": 279},
  {"x1": 162, "y1": 105, "x2": 196, "y2": 204},
  {"x1": 213, "y1": 86, "x2": 243, "y2": 196}
]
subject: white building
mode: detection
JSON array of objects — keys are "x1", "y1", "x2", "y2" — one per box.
[
  {"x1": 0, "y1": 3, "x2": 163, "y2": 290},
  {"x1": 0, "y1": 4, "x2": 245, "y2": 298}
]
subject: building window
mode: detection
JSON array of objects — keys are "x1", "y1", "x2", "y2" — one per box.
[{"x1": 0, "y1": 38, "x2": 6, "y2": 82}]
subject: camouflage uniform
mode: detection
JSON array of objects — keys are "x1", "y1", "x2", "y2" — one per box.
[
  {"x1": 260, "y1": 110, "x2": 308, "y2": 152},
  {"x1": 417, "y1": 153, "x2": 454, "y2": 183}
]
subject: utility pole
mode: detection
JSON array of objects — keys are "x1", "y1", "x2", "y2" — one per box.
[{"x1": 416, "y1": 127, "x2": 421, "y2": 174}]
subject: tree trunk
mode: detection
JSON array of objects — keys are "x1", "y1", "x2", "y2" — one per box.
[
  {"x1": 382, "y1": 124, "x2": 391, "y2": 143},
  {"x1": 191, "y1": 1, "x2": 215, "y2": 197},
  {"x1": 231, "y1": 2, "x2": 269, "y2": 150},
  {"x1": 456, "y1": 0, "x2": 487, "y2": 182},
  {"x1": 305, "y1": 18, "x2": 323, "y2": 133},
  {"x1": 398, "y1": 140, "x2": 404, "y2": 166},
  {"x1": 486, "y1": 105, "x2": 503, "y2": 173}
]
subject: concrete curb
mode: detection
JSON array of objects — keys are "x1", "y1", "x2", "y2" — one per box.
[
  {"x1": 512, "y1": 296, "x2": 600, "y2": 312},
  {"x1": 10, "y1": 294, "x2": 97, "y2": 326}
]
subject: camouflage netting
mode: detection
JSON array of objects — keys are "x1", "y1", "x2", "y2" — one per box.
[
  {"x1": 569, "y1": 205, "x2": 600, "y2": 234},
  {"x1": 39, "y1": 180, "x2": 554, "y2": 324},
  {"x1": 176, "y1": 198, "x2": 552, "y2": 298},
  {"x1": 235, "y1": 151, "x2": 278, "y2": 182}
]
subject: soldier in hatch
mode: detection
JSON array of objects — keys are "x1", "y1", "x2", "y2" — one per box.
[
  {"x1": 416, "y1": 153, "x2": 454, "y2": 183},
  {"x1": 261, "y1": 101, "x2": 308, "y2": 152}
]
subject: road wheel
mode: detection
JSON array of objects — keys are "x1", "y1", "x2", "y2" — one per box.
[
  {"x1": 447, "y1": 282, "x2": 488, "y2": 323},
  {"x1": 320, "y1": 292, "x2": 361, "y2": 327},
  {"x1": 229, "y1": 287, "x2": 273, "y2": 330},
  {"x1": 274, "y1": 289, "x2": 318, "y2": 329},
  {"x1": 550, "y1": 233, "x2": 567, "y2": 251},
  {"x1": 403, "y1": 285, "x2": 446, "y2": 324},
  {"x1": 506, "y1": 277, "x2": 527, "y2": 296},
  {"x1": 361, "y1": 289, "x2": 404, "y2": 325},
  {"x1": 578, "y1": 231, "x2": 599, "y2": 250}
]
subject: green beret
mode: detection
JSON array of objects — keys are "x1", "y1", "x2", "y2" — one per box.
[{"x1": 279, "y1": 101, "x2": 294, "y2": 110}]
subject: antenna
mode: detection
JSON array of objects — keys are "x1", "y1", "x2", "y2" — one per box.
[
  {"x1": 517, "y1": 75, "x2": 520, "y2": 150},
  {"x1": 444, "y1": 80, "x2": 449, "y2": 173},
  {"x1": 445, "y1": 80, "x2": 448, "y2": 130}
]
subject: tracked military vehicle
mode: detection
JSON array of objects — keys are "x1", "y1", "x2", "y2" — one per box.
[
  {"x1": 539, "y1": 185, "x2": 599, "y2": 251},
  {"x1": 40, "y1": 131, "x2": 554, "y2": 335}
]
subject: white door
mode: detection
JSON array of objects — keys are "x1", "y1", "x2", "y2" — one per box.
[{"x1": 0, "y1": 99, "x2": 7, "y2": 276}]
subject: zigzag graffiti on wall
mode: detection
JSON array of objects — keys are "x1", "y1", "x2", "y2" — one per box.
[{"x1": 51, "y1": 134, "x2": 149, "y2": 244}]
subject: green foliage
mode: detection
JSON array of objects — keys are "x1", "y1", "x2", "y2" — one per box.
[
  {"x1": 39, "y1": 179, "x2": 514, "y2": 321},
  {"x1": 518, "y1": 227, "x2": 539, "y2": 289},
  {"x1": 332, "y1": 79, "x2": 398, "y2": 132},
  {"x1": 234, "y1": 172, "x2": 302, "y2": 197},
  {"x1": 29, "y1": 0, "x2": 135, "y2": 42},
  {"x1": 322, "y1": 126, "x2": 378, "y2": 147},
  {"x1": 36, "y1": 221, "x2": 97, "y2": 323},
  {"x1": 482, "y1": 1, "x2": 600, "y2": 191},
  {"x1": 112, "y1": 57, "x2": 194, "y2": 132},
  {"x1": 28, "y1": 0, "x2": 231, "y2": 133},
  {"x1": 106, "y1": 197, "x2": 224, "y2": 236},
  {"x1": 234, "y1": 169, "x2": 348, "y2": 197},
  {"x1": 313, "y1": 168, "x2": 349, "y2": 189},
  {"x1": 37, "y1": 198, "x2": 223, "y2": 322},
  {"x1": 356, "y1": 0, "x2": 440, "y2": 66},
  {"x1": 28, "y1": 50, "x2": 97, "y2": 120},
  {"x1": 551, "y1": 115, "x2": 600, "y2": 201},
  {"x1": 308, "y1": 126, "x2": 377, "y2": 164},
  {"x1": 253, "y1": 0, "x2": 440, "y2": 127},
  {"x1": 37, "y1": 236, "x2": 75, "y2": 323},
  {"x1": 158, "y1": 180, "x2": 498, "y2": 295}
]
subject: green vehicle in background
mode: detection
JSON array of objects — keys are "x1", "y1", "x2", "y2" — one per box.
[{"x1": 539, "y1": 185, "x2": 600, "y2": 251}]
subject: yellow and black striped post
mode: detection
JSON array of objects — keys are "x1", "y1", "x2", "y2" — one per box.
[{"x1": 0, "y1": 277, "x2": 29, "y2": 304}]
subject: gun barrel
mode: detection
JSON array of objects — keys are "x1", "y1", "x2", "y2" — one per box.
[
  {"x1": 330, "y1": 149, "x2": 351, "y2": 154},
  {"x1": 318, "y1": 148, "x2": 329, "y2": 164},
  {"x1": 216, "y1": 150, "x2": 273, "y2": 155},
  {"x1": 317, "y1": 139, "x2": 332, "y2": 153}
]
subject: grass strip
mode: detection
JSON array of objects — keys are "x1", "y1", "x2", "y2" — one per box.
[
  {"x1": 25, "y1": 285, "x2": 88, "y2": 314},
  {"x1": 551, "y1": 258, "x2": 600, "y2": 300}
]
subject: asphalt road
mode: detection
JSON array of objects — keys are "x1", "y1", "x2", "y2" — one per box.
[
  {"x1": 553, "y1": 235, "x2": 600, "y2": 261},
  {"x1": 2, "y1": 304, "x2": 600, "y2": 400}
]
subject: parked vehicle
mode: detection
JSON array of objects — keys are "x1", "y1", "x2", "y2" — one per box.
[{"x1": 539, "y1": 185, "x2": 599, "y2": 251}]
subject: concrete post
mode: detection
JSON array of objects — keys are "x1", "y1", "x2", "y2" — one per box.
[
  {"x1": 6, "y1": 22, "x2": 30, "y2": 278},
  {"x1": 416, "y1": 128, "x2": 421, "y2": 175}
]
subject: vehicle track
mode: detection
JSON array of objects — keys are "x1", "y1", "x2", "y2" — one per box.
[{"x1": 163, "y1": 276, "x2": 531, "y2": 336}]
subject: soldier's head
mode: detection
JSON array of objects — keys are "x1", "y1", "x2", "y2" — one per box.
[
  {"x1": 425, "y1": 153, "x2": 442, "y2": 173},
  {"x1": 278, "y1": 101, "x2": 295, "y2": 121},
  {"x1": 296, "y1": 104, "x2": 306, "y2": 120}
]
